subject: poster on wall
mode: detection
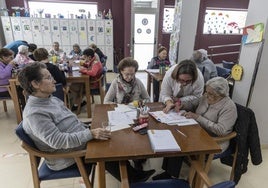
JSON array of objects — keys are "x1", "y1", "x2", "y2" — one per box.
[{"x1": 242, "y1": 23, "x2": 264, "y2": 45}]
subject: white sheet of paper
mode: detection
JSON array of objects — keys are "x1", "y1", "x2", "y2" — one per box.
[{"x1": 146, "y1": 69, "x2": 160, "y2": 73}]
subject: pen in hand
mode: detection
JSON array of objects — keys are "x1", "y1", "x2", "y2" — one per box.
[{"x1": 175, "y1": 129, "x2": 187, "y2": 138}]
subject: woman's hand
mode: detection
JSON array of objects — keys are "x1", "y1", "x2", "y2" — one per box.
[
  {"x1": 163, "y1": 100, "x2": 175, "y2": 113},
  {"x1": 91, "y1": 128, "x2": 111, "y2": 140},
  {"x1": 183, "y1": 111, "x2": 199, "y2": 120}
]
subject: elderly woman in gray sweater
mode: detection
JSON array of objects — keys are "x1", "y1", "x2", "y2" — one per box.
[{"x1": 153, "y1": 76, "x2": 237, "y2": 180}]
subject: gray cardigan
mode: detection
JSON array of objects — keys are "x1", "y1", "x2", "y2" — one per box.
[
  {"x1": 196, "y1": 96, "x2": 237, "y2": 152},
  {"x1": 22, "y1": 95, "x2": 92, "y2": 170}
]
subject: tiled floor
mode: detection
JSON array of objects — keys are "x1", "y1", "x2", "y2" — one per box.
[{"x1": 0, "y1": 72, "x2": 267, "y2": 188}]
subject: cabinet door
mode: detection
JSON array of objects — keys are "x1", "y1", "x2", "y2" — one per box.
[
  {"x1": 40, "y1": 18, "x2": 52, "y2": 46},
  {"x1": 78, "y1": 19, "x2": 88, "y2": 46},
  {"x1": 96, "y1": 20, "x2": 105, "y2": 45},
  {"x1": 1, "y1": 16, "x2": 14, "y2": 44},
  {"x1": 106, "y1": 46, "x2": 114, "y2": 70},
  {"x1": 20, "y1": 17, "x2": 33, "y2": 43},
  {"x1": 31, "y1": 18, "x2": 43, "y2": 46},
  {"x1": 59, "y1": 19, "x2": 70, "y2": 46},
  {"x1": 50, "y1": 19, "x2": 61, "y2": 45},
  {"x1": 87, "y1": 19, "x2": 96, "y2": 44},
  {"x1": 69, "y1": 19, "x2": 79, "y2": 45},
  {"x1": 10, "y1": 17, "x2": 23, "y2": 41}
]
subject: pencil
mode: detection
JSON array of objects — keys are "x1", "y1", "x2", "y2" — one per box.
[{"x1": 175, "y1": 129, "x2": 187, "y2": 137}]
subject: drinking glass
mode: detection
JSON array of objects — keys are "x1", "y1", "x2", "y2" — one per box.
[{"x1": 102, "y1": 121, "x2": 111, "y2": 132}]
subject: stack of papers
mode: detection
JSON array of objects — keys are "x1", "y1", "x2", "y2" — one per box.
[
  {"x1": 107, "y1": 104, "x2": 137, "y2": 132},
  {"x1": 148, "y1": 129, "x2": 181, "y2": 152},
  {"x1": 149, "y1": 110, "x2": 197, "y2": 126}
]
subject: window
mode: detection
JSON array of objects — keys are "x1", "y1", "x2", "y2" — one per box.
[
  {"x1": 28, "y1": 1, "x2": 97, "y2": 19},
  {"x1": 203, "y1": 8, "x2": 247, "y2": 35},
  {"x1": 162, "y1": 6, "x2": 175, "y2": 33}
]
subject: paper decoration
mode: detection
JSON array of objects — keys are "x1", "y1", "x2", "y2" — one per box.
[{"x1": 242, "y1": 23, "x2": 264, "y2": 44}]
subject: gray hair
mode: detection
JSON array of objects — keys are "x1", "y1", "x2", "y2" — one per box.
[
  {"x1": 206, "y1": 77, "x2": 229, "y2": 97},
  {"x1": 18, "y1": 45, "x2": 29, "y2": 54}
]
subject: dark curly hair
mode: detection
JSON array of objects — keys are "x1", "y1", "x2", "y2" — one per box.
[{"x1": 117, "y1": 57, "x2": 139, "y2": 72}]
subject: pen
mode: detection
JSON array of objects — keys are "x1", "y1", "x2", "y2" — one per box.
[{"x1": 175, "y1": 129, "x2": 187, "y2": 137}]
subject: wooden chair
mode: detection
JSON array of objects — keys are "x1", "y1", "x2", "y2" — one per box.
[
  {"x1": 90, "y1": 74, "x2": 105, "y2": 104},
  {"x1": 131, "y1": 160, "x2": 235, "y2": 188},
  {"x1": 0, "y1": 85, "x2": 12, "y2": 112},
  {"x1": 188, "y1": 132, "x2": 238, "y2": 188},
  {"x1": 15, "y1": 122, "x2": 96, "y2": 188}
]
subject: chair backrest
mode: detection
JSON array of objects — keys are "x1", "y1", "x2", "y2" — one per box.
[
  {"x1": 216, "y1": 66, "x2": 231, "y2": 78},
  {"x1": 15, "y1": 122, "x2": 37, "y2": 149}
]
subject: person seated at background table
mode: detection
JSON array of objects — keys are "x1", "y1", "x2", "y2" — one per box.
[
  {"x1": 70, "y1": 48, "x2": 103, "y2": 111},
  {"x1": 159, "y1": 59, "x2": 204, "y2": 113},
  {"x1": 14, "y1": 45, "x2": 34, "y2": 66},
  {"x1": 104, "y1": 57, "x2": 150, "y2": 104},
  {"x1": 147, "y1": 46, "x2": 171, "y2": 102},
  {"x1": 4, "y1": 40, "x2": 28, "y2": 56},
  {"x1": 33, "y1": 48, "x2": 66, "y2": 86},
  {"x1": 69, "y1": 43, "x2": 82, "y2": 59},
  {"x1": 17, "y1": 62, "x2": 155, "y2": 183},
  {"x1": 153, "y1": 76, "x2": 237, "y2": 180},
  {"x1": 191, "y1": 49, "x2": 217, "y2": 83},
  {"x1": 28, "y1": 43, "x2": 37, "y2": 61},
  {"x1": 49, "y1": 41, "x2": 64, "y2": 57},
  {"x1": 89, "y1": 43, "x2": 107, "y2": 66},
  {"x1": 0, "y1": 48, "x2": 16, "y2": 98}
]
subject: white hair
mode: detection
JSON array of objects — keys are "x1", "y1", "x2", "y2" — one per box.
[
  {"x1": 206, "y1": 77, "x2": 229, "y2": 96},
  {"x1": 18, "y1": 45, "x2": 29, "y2": 54},
  {"x1": 197, "y1": 49, "x2": 208, "y2": 59}
]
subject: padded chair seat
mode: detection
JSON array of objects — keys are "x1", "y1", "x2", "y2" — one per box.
[
  {"x1": 90, "y1": 88, "x2": 100, "y2": 95},
  {"x1": 39, "y1": 162, "x2": 92, "y2": 181},
  {"x1": 131, "y1": 179, "x2": 235, "y2": 188},
  {"x1": 131, "y1": 179, "x2": 190, "y2": 188}
]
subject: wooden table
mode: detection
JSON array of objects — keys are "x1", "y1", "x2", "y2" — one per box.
[
  {"x1": 85, "y1": 103, "x2": 221, "y2": 188},
  {"x1": 8, "y1": 71, "x2": 91, "y2": 124},
  {"x1": 145, "y1": 70, "x2": 164, "y2": 97}
]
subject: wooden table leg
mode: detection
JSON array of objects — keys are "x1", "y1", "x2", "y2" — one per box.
[
  {"x1": 146, "y1": 73, "x2": 151, "y2": 96},
  {"x1": 84, "y1": 77, "x2": 91, "y2": 118},
  {"x1": 119, "y1": 161, "x2": 129, "y2": 188},
  {"x1": 97, "y1": 162, "x2": 106, "y2": 188}
]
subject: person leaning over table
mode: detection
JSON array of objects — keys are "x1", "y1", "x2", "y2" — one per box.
[
  {"x1": 153, "y1": 76, "x2": 237, "y2": 180},
  {"x1": 159, "y1": 59, "x2": 204, "y2": 113},
  {"x1": 104, "y1": 57, "x2": 151, "y2": 171},
  {"x1": 104, "y1": 57, "x2": 150, "y2": 104},
  {"x1": 147, "y1": 46, "x2": 171, "y2": 102},
  {"x1": 69, "y1": 48, "x2": 103, "y2": 111},
  {"x1": 17, "y1": 62, "x2": 156, "y2": 183},
  {"x1": 0, "y1": 48, "x2": 16, "y2": 98}
]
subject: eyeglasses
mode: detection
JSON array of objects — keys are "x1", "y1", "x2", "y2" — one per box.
[
  {"x1": 43, "y1": 75, "x2": 55, "y2": 81},
  {"x1": 121, "y1": 72, "x2": 135, "y2": 78},
  {"x1": 204, "y1": 91, "x2": 220, "y2": 98},
  {"x1": 178, "y1": 78, "x2": 192, "y2": 84}
]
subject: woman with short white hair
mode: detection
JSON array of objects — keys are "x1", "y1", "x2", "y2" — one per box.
[
  {"x1": 14, "y1": 45, "x2": 34, "y2": 65},
  {"x1": 153, "y1": 77, "x2": 237, "y2": 180}
]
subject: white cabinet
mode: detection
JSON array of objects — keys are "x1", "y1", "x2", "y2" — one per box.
[
  {"x1": 10, "y1": 17, "x2": 23, "y2": 41},
  {"x1": 0, "y1": 16, "x2": 114, "y2": 70},
  {"x1": 0, "y1": 16, "x2": 14, "y2": 44}
]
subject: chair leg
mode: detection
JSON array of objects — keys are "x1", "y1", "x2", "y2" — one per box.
[
  {"x1": 74, "y1": 157, "x2": 92, "y2": 188},
  {"x1": 90, "y1": 163, "x2": 96, "y2": 187},
  {"x1": 3, "y1": 101, "x2": 7, "y2": 112},
  {"x1": 230, "y1": 145, "x2": 238, "y2": 181},
  {"x1": 29, "y1": 155, "x2": 41, "y2": 188}
]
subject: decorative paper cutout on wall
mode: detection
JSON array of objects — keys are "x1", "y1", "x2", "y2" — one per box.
[{"x1": 242, "y1": 23, "x2": 264, "y2": 44}]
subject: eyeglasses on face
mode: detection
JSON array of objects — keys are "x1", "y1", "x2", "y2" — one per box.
[
  {"x1": 178, "y1": 78, "x2": 192, "y2": 84},
  {"x1": 43, "y1": 75, "x2": 55, "y2": 81},
  {"x1": 121, "y1": 72, "x2": 135, "y2": 78}
]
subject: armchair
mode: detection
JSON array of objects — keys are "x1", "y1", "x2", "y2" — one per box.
[{"x1": 15, "y1": 122, "x2": 95, "y2": 188}]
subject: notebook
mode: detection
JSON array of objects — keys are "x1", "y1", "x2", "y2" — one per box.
[{"x1": 148, "y1": 129, "x2": 181, "y2": 153}]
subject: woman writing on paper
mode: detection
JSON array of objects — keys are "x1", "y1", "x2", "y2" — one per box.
[
  {"x1": 153, "y1": 77, "x2": 237, "y2": 180},
  {"x1": 159, "y1": 59, "x2": 204, "y2": 113}
]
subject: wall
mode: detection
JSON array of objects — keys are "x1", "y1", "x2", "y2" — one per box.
[
  {"x1": 0, "y1": 0, "x2": 7, "y2": 46},
  {"x1": 194, "y1": 0, "x2": 249, "y2": 64},
  {"x1": 177, "y1": 0, "x2": 200, "y2": 62},
  {"x1": 232, "y1": 0, "x2": 268, "y2": 145}
]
